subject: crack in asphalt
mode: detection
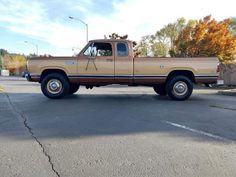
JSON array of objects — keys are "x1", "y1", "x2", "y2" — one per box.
[
  {"x1": 210, "y1": 104, "x2": 236, "y2": 111},
  {"x1": 3, "y1": 92, "x2": 60, "y2": 177}
]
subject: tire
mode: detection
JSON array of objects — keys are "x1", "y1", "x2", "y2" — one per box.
[
  {"x1": 69, "y1": 84, "x2": 80, "y2": 94},
  {"x1": 41, "y1": 73, "x2": 70, "y2": 99},
  {"x1": 166, "y1": 75, "x2": 193, "y2": 101},
  {"x1": 153, "y1": 84, "x2": 167, "y2": 96}
]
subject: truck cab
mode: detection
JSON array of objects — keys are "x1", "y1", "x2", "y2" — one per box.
[{"x1": 75, "y1": 39, "x2": 134, "y2": 85}]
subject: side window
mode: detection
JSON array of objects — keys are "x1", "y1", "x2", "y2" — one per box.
[
  {"x1": 117, "y1": 42, "x2": 128, "y2": 57},
  {"x1": 83, "y1": 42, "x2": 112, "y2": 57},
  {"x1": 95, "y1": 42, "x2": 112, "y2": 56}
]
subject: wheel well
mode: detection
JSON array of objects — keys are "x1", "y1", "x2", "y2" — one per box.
[
  {"x1": 167, "y1": 70, "x2": 195, "y2": 83},
  {"x1": 40, "y1": 69, "x2": 68, "y2": 83}
]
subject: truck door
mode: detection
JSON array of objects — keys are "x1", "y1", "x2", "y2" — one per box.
[
  {"x1": 77, "y1": 42, "x2": 115, "y2": 83},
  {"x1": 114, "y1": 42, "x2": 133, "y2": 84}
]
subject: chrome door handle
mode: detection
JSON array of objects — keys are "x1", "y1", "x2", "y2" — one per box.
[{"x1": 106, "y1": 59, "x2": 113, "y2": 62}]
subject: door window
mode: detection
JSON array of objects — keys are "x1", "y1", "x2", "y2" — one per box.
[{"x1": 83, "y1": 42, "x2": 112, "y2": 57}]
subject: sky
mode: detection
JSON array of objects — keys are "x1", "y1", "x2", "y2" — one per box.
[{"x1": 0, "y1": 0, "x2": 236, "y2": 56}]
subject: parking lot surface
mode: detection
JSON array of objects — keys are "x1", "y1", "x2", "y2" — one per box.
[{"x1": 0, "y1": 76, "x2": 236, "y2": 177}]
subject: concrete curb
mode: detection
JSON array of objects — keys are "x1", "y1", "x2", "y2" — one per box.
[
  {"x1": 0, "y1": 86, "x2": 4, "y2": 92},
  {"x1": 218, "y1": 89, "x2": 236, "y2": 96}
]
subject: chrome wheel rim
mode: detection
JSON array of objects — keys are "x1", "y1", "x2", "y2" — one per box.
[
  {"x1": 173, "y1": 81, "x2": 188, "y2": 96},
  {"x1": 47, "y1": 79, "x2": 62, "y2": 94}
]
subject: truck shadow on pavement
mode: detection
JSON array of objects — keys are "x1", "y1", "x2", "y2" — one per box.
[{"x1": 1, "y1": 92, "x2": 236, "y2": 143}]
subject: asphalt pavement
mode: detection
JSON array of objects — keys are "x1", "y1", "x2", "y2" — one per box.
[{"x1": 0, "y1": 76, "x2": 236, "y2": 177}]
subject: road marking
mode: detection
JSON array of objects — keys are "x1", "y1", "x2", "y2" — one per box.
[{"x1": 163, "y1": 120, "x2": 228, "y2": 141}]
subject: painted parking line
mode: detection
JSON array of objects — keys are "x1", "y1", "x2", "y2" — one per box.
[{"x1": 162, "y1": 120, "x2": 228, "y2": 141}]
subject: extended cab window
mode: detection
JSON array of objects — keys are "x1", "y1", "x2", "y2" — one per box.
[
  {"x1": 117, "y1": 42, "x2": 128, "y2": 56},
  {"x1": 83, "y1": 42, "x2": 112, "y2": 57}
]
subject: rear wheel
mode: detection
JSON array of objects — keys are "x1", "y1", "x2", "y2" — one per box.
[
  {"x1": 41, "y1": 73, "x2": 69, "y2": 99},
  {"x1": 153, "y1": 85, "x2": 167, "y2": 96},
  {"x1": 166, "y1": 75, "x2": 193, "y2": 101},
  {"x1": 69, "y1": 84, "x2": 80, "y2": 94}
]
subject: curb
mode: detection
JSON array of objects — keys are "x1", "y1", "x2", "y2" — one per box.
[
  {"x1": 218, "y1": 90, "x2": 236, "y2": 96},
  {"x1": 0, "y1": 85, "x2": 4, "y2": 92}
]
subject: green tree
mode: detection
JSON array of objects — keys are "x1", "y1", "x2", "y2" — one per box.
[
  {"x1": 105, "y1": 33, "x2": 140, "y2": 56},
  {"x1": 105, "y1": 33, "x2": 128, "y2": 39},
  {"x1": 0, "y1": 49, "x2": 8, "y2": 69},
  {"x1": 135, "y1": 18, "x2": 186, "y2": 57},
  {"x1": 0, "y1": 49, "x2": 8, "y2": 56},
  {"x1": 155, "y1": 18, "x2": 186, "y2": 51},
  {"x1": 134, "y1": 35, "x2": 151, "y2": 57},
  {"x1": 151, "y1": 42, "x2": 168, "y2": 57},
  {"x1": 28, "y1": 53, "x2": 38, "y2": 57},
  {"x1": 0, "y1": 56, "x2": 2, "y2": 69},
  {"x1": 229, "y1": 17, "x2": 236, "y2": 35}
]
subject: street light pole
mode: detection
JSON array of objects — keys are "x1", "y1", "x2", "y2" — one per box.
[
  {"x1": 69, "y1": 16, "x2": 88, "y2": 43},
  {"x1": 24, "y1": 41, "x2": 38, "y2": 56},
  {"x1": 86, "y1": 23, "x2": 88, "y2": 43}
]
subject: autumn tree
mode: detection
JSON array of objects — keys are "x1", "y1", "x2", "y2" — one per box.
[
  {"x1": 1, "y1": 54, "x2": 26, "y2": 74},
  {"x1": 172, "y1": 16, "x2": 236, "y2": 63}
]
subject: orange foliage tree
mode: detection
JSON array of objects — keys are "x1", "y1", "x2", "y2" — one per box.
[
  {"x1": 172, "y1": 16, "x2": 236, "y2": 63},
  {"x1": 2, "y1": 54, "x2": 26, "y2": 74}
]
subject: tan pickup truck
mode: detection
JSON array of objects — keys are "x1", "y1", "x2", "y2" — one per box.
[{"x1": 26, "y1": 39, "x2": 219, "y2": 100}]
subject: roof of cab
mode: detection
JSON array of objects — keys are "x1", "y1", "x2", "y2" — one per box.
[{"x1": 89, "y1": 39, "x2": 133, "y2": 43}]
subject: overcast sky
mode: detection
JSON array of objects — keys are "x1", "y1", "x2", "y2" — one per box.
[{"x1": 0, "y1": 0, "x2": 236, "y2": 56}]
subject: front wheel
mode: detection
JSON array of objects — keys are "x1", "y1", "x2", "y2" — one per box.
[
  {"x1": 41, "y1": 73, "x2": 70, "y2": 99},
  {"x1": 166, "y1": 75, "x2": 193, "y2": 101}
]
